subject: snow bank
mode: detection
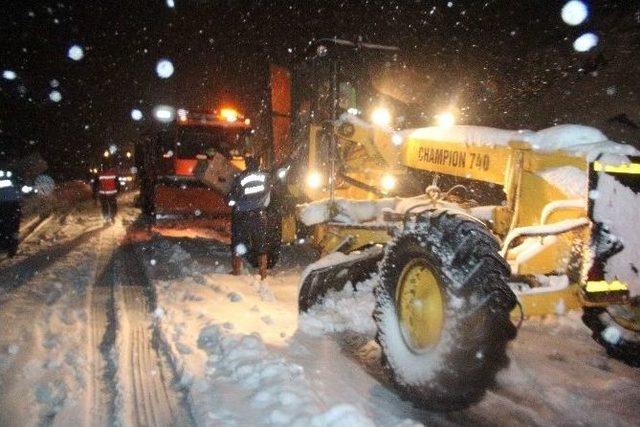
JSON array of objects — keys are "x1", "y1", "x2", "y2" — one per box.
[
  {"x1": 197, "y1": 325, "x2": 377, "y2": 426},
  {"x1": 299, "y1": 277, "x2": 377, "y2": 336}
]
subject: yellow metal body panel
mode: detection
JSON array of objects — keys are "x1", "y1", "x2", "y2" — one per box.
[
  {"x1": 313, "y1": 224, "x2": 390, "y2": 256},
  {"x1": 593, "y1": 161, "x2": 640, "y2": 174},
  {"x1": 511, "y1": 283, "x2": 584, "y2": 318},
  {"x1": 402, "y1": 138, "x2": 510, "y2": 185}
]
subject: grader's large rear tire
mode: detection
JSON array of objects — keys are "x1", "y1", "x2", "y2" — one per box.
[{"x1": 374, "y1": 211, "x2": 517, "y2": 411}]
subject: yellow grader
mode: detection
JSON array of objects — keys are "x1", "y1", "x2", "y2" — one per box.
[{"x1": 273, "y1": 39, "x2": 640, "y2": 410}]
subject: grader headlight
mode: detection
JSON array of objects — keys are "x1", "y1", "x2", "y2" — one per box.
[
  {"x1": 371, "y1": 106, "x2": 392, "y2": 127},
  {"x1": 381, "y1": 174, "x2": 397, "y2": 193},
  {"x1": 306, "y1": 170, "x2": 323, "y2": 189}
]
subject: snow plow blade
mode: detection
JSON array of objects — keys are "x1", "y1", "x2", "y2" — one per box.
[{"x1": 298, "y1": 247, "x2": 384, "y2": 312}]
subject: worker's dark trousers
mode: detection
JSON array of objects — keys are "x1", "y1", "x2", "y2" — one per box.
[
  {"x1": 0, "y1": 201, "x2": 21, "y2": 254},
  {"x1": 99, "y1": 195, "x2": 118, "y2": 221},
  {"x1": 231, "y1": 209, "x2": 268, "y2": 254}
]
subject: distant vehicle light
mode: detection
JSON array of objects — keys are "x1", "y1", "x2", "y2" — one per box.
[
  {"x1": 103, "y1": 150, "x2": 110, "y2": 158},
  {"x1": 347, "y1": 107, "x2": 359, "y2": 116},
  {"x1": 306, "y1": 170, "x2": 322, "y2": 189},
  {"x1": 0, "y1": 179, "x2": 13, "y2": 189},
  {"x1": 6, "y1": 171, "x2": 12, "y2": 178},
  {"x1": 21, "y1": 185, "x2": 33, "y2": 194},
  {"x1": 153, "y1": 105, "x2": 176, "y2": 123},
  {"x1": 391, "y1": 133, "x2": 403, "y2": 146},
  {"x1": 381, "y1": 174, "x2": 396, "y2": 193},
  {"x1": 0, "y1": 170, "x2": 4, "y2": 178},
  {"x1": 220, "y1": 108, "x2": 239, "y2": 122},
  {"x1": 228, "y1": 200, "x2": 236, "y2": 207},
  {"x1": 371, "y1": 107, "x2": 392, "y2": 127},
  {"x1": 436, "y1": 111, "x2": 456, "y2": 127}
]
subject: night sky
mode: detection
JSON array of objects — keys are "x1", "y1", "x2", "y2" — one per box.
[{"x1": 1, "y1": 1, "x2": 638, "y2": 179}]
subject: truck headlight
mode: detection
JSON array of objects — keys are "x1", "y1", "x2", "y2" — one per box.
[
  {"x1": 381, "y1": 174, "x2": 396, "y2": 193},
  {"x1": 306, "y1": 170, "x2": 322, "y2": 189}
]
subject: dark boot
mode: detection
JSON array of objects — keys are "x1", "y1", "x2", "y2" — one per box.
[
  {"x1": 232, "y1": 255, "x2": 242, "y2": 275},
  {"x1": 258, "y1": 253, "x2": 268, "y2": 280}
]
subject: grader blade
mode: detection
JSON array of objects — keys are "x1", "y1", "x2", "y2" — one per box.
[{"x1": 298, "y1": 247, "x2": 384, "y2": 312}]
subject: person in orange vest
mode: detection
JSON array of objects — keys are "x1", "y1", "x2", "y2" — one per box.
[{"x1": 98, "y1": 163, "x2": 120, "y2": 223}]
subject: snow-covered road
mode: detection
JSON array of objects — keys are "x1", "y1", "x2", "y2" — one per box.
[{"x1": 0, "y1": 197, "x2": 639, "y2": 427}]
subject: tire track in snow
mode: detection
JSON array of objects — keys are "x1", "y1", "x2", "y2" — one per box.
[
  {"x1": 85, "y1": 225, "x2": 119, "y2": 427},
  {"x1": 111, "y1": 245, "x2": 194, "y2": 427}
]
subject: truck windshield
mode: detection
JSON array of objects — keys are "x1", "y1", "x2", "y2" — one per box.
[{"x1": 176, "y1": 126, "x2": 251, "y2": 158}]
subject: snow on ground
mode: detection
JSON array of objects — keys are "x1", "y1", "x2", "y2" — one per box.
[
  {"x1": 140, "y1": 233, "x2": 640, "y2": 427},
  {"x1": 0, "y1": 197, "x2": 139, "y2": 426},
  {"x1": 1, "y1": 194, "x2": 639, "y2": 426}
]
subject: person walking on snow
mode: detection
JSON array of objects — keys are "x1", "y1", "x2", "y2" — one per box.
[
  {"x1": 0, "y1": 166, "x2": 22, "y2": 257},
  {"x1": 228, "y1": 155, "x2": 271, "y2": 280},
  {"x1": 98, "y1": 163, "x2": 119, "y2": 224}
]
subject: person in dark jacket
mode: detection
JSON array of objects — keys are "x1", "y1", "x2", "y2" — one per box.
[
  {"x1": 0, "y1": 167, "x2": 22, "y2": 256},
  {"x1": 228, "y1": 155, "x2": 271, "y2": 279}
]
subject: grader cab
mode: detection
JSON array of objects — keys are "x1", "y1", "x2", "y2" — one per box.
[{"x1": 276, "y1": 39, "x2": 640, "y2": 410}]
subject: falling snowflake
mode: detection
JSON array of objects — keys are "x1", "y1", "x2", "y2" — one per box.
[
  {"x1": 2, "y1": 70, "x2": 17, "y2": 80},
  {"x1": 573, "y1": 32, "x2": 598, "y2": 52},
  {"x1": 605, "y1": 86, "x2": 617, "y2": 96},
  {"x1": 67, "y1": 44, "x2": 84, "y2": 61},
  {"x1": 561, "y1": 1, "x2": 588, "y2": 26},
  {"x1": 49, "y1": 90, "x2": 62, "y2": 102},
  {"x1": 166, "y1": 0, "x2": 175, "y2": 8},
  {"x1": 131, "y1": 108, "x2": 143, "y2": 121},
  {"x1": 50, "y1": 79, "x2": 60, "y2": 88},
  {"x1": 156, "y1": 59, "x2": 174, "y2": 79}
]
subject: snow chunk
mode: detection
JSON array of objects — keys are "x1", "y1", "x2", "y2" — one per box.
[
  {"x1": 298, "y1": 198, "x2": 396, "y2": 226},
  {"x1": 601, "y1": 325, "x2": 622, "y2": 345},
  {"x1": 67, "y1": 44, "x2": 84, "y2": 61},
  {"x1": 227, "y1": 291, "x2": 243, "y2": 302},
  {"x1": 153, "y1": 307, "x2": 165, "y2": 319},
  {"x1": 299, "y1": 277, "x2": 377, "y2": 336},
  {"x1": 7, "y1": 344, "x2": 19, "y2": 355},
  {"x1": 310, "y1": 404, "x2": 375, "y2": 427}
]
